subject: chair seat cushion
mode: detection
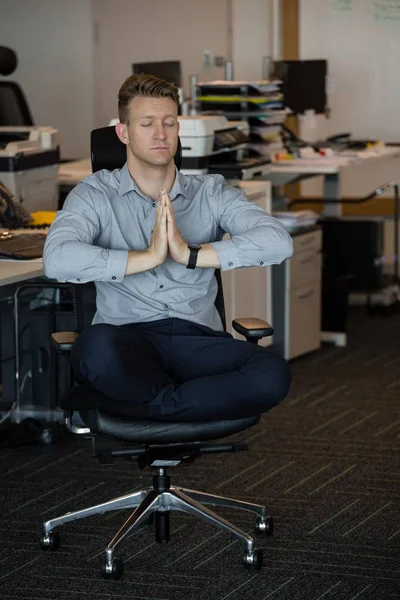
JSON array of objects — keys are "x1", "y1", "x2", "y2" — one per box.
[
  {"x1": 79, "y1": 407, "x2": 259, "y2": 444},
  {"x1": 61, "y1": 384, "x2": 259, "y2": 443}
]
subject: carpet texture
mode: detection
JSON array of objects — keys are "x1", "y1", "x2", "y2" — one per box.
[{"x1": 0, "y1": 308, "x2": 399, "y2": 599}]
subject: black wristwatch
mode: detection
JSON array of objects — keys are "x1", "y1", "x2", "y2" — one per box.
[{"x1": 186, "y1": 244, "x2": 202, "y2": 269}]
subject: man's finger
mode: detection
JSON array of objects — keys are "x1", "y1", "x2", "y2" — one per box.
[
  {"x1": 160, "y1": 205, "x2": 167, "y2": 230},
  {"x1": 166, "y1": 202, "x2": 174, "y2": 225},
  {"x1": 162, "y1": 190, "x2": 173, "y2": 210},
  {"x1": 156, "y1": 200, "x2": 167, "y2": 230}
]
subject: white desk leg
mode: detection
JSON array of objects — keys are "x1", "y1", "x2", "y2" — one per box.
[{"x1": 322, "y1": 173, "x2": 342, "y2": 218}]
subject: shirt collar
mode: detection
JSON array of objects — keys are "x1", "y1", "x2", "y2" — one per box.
[{"x1": 118, "y1": 162, "x2": 187, "y2": 200}]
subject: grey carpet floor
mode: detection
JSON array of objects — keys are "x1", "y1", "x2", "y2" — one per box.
[{"x1": 0, "y1": 308, "x2": 399, "y2": 600}]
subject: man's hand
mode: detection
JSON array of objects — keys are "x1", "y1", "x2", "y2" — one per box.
[
  {"x1": 163, "y1": 189, "x2": 190, "y2": 265},
  {"x1": 147, "y1": 190, "x2": 168, "y2": 267},
  {"x1": 126, "y1": 189, "x2": 219, "y2": 276}
]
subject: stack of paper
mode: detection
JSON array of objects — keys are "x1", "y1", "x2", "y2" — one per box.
[
  {"x1": 197, "y1": 80, "x2": 288, "y2": 159},
  {"x1": 273, "y1": 210, "x2": 318, "y2": 230}
]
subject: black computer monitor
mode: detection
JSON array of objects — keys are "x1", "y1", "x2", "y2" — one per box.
[
  {"x1": 132, "y1": 61, "x2": 182, "y2": 87},
  {"x1": 274, "y1": 59, "x2": 327, "y2": 115}
]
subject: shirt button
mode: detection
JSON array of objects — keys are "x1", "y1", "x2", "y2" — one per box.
[
  {"x1": 159, "y1": 285, "x2": 164, "y2": 289},
  {"x1": 260, "y1": 261, "x2": 264, "y2": 266},
  {"x1": 164, "y1": 304, "x2": 169, "y2": 308},
  {"x1": 112, "y1": 276, "x2": 116, "y2": 280},
  {"x1": 228, "y1": 262, "x2": 233, "y2": 267},
  {"x1": 152, "y1": 202, "x2": 156, "y2": 208},
  {"x1": 77, "y1": 278, "x2": 81, "y2": 282}
]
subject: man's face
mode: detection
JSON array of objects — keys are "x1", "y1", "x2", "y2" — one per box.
[{"x1": 120, "y1": 96, "x2": 179, "y2": 167}]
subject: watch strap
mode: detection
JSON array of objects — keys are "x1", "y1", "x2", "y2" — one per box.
[{"x1": 186, "y1": 245, "x2": 201, "y2": 269}]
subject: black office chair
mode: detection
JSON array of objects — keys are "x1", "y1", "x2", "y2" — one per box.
[
  {"x1": 40, "y1": 126, "x2": 275, "y2": 579},
  {"x1": 0, "y1": 46, "x2": 34, "y2": 126}
]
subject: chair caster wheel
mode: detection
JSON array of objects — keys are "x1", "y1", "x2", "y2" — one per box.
[
  {"x1": 101, "y1": 557, "x2": 124, "y2": 580},
  {"x1": 243, "y1": 548, "x2": 263, "y2": 570},
  {"x1": 255, "y1": 515, "x2": 273, "y2": 537},
  {"x1": 40, "y1": 531, "x2": 60, "y2": 551}
]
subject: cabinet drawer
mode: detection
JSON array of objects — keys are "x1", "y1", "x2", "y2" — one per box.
[
  {"x1": 288, "y1": 282, "x2": 321, "y2": 360},
  {"x1": 293, "y1": 229, "x2": 322, "y2": 255},
  {"x1": 288, "y1": 248, "x2": 322, "y2": 289}
]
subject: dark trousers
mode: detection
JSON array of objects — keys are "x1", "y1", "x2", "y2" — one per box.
[{"x1": 71, "y1": 318, "x2": 291, "y2": 422}]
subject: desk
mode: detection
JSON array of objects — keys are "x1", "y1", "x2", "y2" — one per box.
[
  {"x1": 59, "y1": 159, "x2": 91, "y2": 187},
  {"x1": 268, "y1": 146, "x2": 400, "y2": 217},
  {"x1": 0, "y1": 261, "x2": 43, "y2": 287},
  {"x1": 60, "y1": 148, "x2": 400, "y2": 219},
  {"x1": 58, "y1": 159, "x2": 92, "y2": 207}
]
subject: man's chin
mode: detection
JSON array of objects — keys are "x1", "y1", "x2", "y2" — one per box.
[
  {"x1": 129, "y1": 149, "x2": 176, "y2": 168},
  {"x1": 146, "y1": 155, "x2": 174, "y2": 168}
]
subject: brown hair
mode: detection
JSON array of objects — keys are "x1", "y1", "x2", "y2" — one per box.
[{"x1": 118, "y1": 73, "x2": 180, "y2": 124}]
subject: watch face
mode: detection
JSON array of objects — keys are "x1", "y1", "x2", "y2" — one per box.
[{"x1": 188, "y1": 244, "x2": 201, "y2": 250}]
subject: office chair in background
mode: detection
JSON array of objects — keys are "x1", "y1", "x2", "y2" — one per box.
[
  {"x1": 40, "y1": 126, "x2": 275, "y2": 579},
  {"x1": 0, "y1": 46, "x2": 34, "y2": 126}
]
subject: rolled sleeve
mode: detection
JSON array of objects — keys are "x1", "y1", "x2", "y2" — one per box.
[
  {"x1": 103, "y1": 249, "x2": 129, "y2": 282},
  {"x1": 43, "y1": 185, "x2": 131, "y2": 284},
  {"x1": 210, "y1": 239, "x2": 242, "y2": 271},
  {"x1": 214, "y1": 180, "x2": 293, "y2": 268}
]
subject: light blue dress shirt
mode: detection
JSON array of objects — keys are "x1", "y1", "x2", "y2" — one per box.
[{"x1": 44, "y1": 164, "x2": 293, "y2": 330}]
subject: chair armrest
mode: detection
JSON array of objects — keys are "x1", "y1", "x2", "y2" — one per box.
[
  {"x1": 51, "y1": 331, "x2": 79, "y2": 352},
  {"x1": 232, "y1": 318, "x2": 273, "y2": 341}
]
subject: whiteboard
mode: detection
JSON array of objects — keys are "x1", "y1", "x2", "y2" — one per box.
[
  {"x1": 300, "y1": 0, "x2": 400, "y2": 142},
  {"x1": 299, "y1": 0, "x2": 400, "y2": 198}
]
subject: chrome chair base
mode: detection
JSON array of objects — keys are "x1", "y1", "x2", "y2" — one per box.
[{"x1": 42, "y1": 480, "x2": 271, "y2": 574}]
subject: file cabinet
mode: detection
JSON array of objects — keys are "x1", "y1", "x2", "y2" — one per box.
[{"x1": 272, "y1": 227, "x2": 322, "y2": 360}]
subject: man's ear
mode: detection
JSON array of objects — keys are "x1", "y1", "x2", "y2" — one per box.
[{"x1": 115, "y1": 122, "x2": 129, "y2": 145}]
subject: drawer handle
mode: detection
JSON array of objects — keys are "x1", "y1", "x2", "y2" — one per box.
[{"x1": 296, "y1": 289, "x2": 314, "y2": 300}]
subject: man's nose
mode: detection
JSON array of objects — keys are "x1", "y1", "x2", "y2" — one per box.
[{"x1": 154, "y1": 124, "x2": 167, "y2": 139}]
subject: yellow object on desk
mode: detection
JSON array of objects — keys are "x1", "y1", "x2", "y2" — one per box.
[{"x1": 30, "y1": 211, "x2": 56, "y2": 226}]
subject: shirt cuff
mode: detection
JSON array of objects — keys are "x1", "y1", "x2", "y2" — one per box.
[
  {"x1": 210, "y1": 239, "x2": 242, "y2": 271},
  {"x1": 103, "y1": 249, "x2": 128, "y2": 282}
]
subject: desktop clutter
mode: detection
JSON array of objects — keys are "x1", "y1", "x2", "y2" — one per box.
[
  {"x1": 272, "y1": 133, "x2": 387, "y2": 163},
  {"x1": 0, "y1": 180, "x2": 54, "y2": 259}
]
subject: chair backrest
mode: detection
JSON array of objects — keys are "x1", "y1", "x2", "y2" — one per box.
[
  {"x1": 82, "y1": 127, "x2": 225, "y2": 331},
  {"x1": 0, "y1": 46, "x2": 17, "y2": 76},
  {"x1": 0, "y1": 47, "x2": 34, "y2": 126},
  {"x1": 90, "y1": 125, "x2": 182, "y2": 173},
  {"x1": 0, "y1": 82, "x2": 34, "y2": 127}
]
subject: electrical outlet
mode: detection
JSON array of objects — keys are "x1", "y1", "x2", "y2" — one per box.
[{"x1": 214, "y1": 56, "x2": 225, "y2": 68}]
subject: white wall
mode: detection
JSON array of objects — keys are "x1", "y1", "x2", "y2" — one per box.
[
  {"x1": 232, "y1": 0, "x2": 273, "y2": 80},
  {"x1": 0, "y1": 0, "x2": 95, "y2": 159},
  {"x1": 92, "y1": 0, "x2": 229, "y2": 126},
  {"x1": 300, "y1": 0, "x2": 400, "y2": 143}
]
